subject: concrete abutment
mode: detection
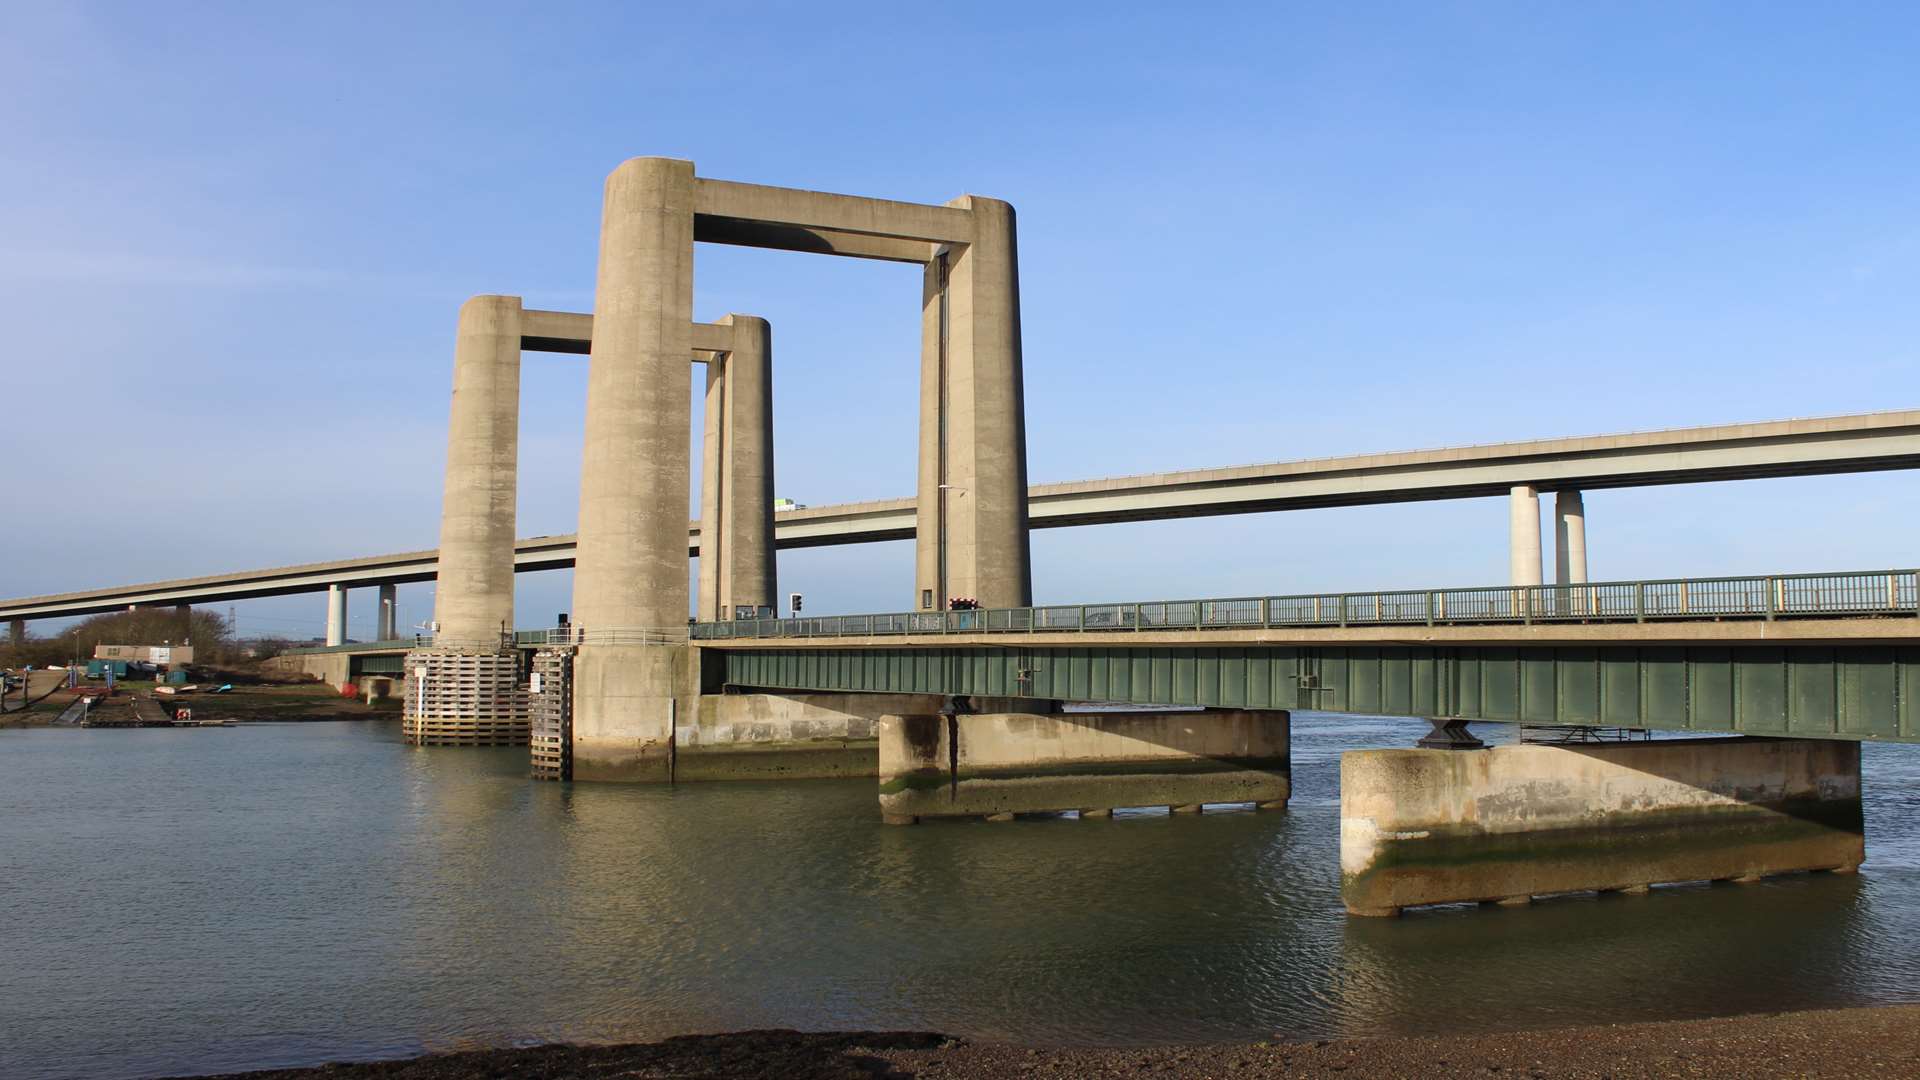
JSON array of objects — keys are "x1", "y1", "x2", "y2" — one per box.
[
  {"x1": 1339, "y1": 737, "x2": 1864, "y2": 917},
  {"x1": 877, "y1": 709, "x2": 1291, "y2": 823}
]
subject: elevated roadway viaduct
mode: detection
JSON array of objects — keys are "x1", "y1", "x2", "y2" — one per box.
[{"x1": 5, "y1": 409, "x2": 1920, "y2": 623}]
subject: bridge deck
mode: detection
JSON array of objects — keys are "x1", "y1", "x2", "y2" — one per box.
[{"x1": 6, "y1": 409, "x2": 1918, "y2": 620}]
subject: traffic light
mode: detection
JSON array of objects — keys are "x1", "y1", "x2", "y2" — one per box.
[{"x1": 789, "y1": 592, "x2": 804, "y2": 616}]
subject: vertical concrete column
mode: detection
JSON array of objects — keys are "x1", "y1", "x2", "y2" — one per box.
[
  {"x1": 325, "y1": 584, "x2": 347, "y2": 647},
  {"x1": 7, "y1": 619, "x2": 23, "y2": 648},
  {"x1": 697, "y1": 356, "x2": 727, "y2": 623},
  {"x1": 915, "y1": 256, "x2": 945, "y2": 610},
  {"x1": 719, "y1": 314, "x2": 776, "y2": 618},
  {"x1": 1508, "y1": 485, "x2": 1543, "y2": 587},
  {"x1": 915, "y1": 197, "x2": 1032, "y2": 610},
  {"x1": 430, "y1": 295, "x2": 523, "y2": 647},
  {"x1": 377, "y1": 584, "x2": 398, "y2": 640},
  {"x1": 1554, "y1": 490, "x2": 1588, "y2": 585},
  {"x1": 174, "y1": 603, "x2": 191, "y2": 641},
  {"x1": 573, "y1": 156, "x2": 694, "y2": 634},
  {"x1": 570, "y1": 156, "x2": 695, "y2": 782}
]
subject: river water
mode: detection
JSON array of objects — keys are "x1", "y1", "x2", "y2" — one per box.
[{"x1": 2, "y1": 716, "x2": 1918, "y2": 1080}]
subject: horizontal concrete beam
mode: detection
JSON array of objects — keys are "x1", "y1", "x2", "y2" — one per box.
[
  {"x1": 520, "y1": 310, "x2": 735, "y2": 357},
  {"x1": 5, "y1": 410, "x2": 1919, "y2": 621},
  {"x1": 693, "y1": 216, "x2": 935, "y2": 264},
  {"x1": 693, "y1": 177, "x2": 974, "y2": 244}
]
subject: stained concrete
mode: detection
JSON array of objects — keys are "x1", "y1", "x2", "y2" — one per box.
[
  {"x1": 569, "y1": 643, "x2": 684, "y2": 782},
  {"x1": 572, "y1": 157, "x2": 694, "y2": 639},
  {"x1": 915, "y1": 196, "x2": 1031, "y2": 611},
  {"x1": 878, "y1": 710, "x2": 1290, "y2": 823},
  {"x1": 432, "y1": 295, "x2": 522, "y2": 646},
  {"x1": 1340, "y1": 737, "x2": 1864, "y2": 916},
  {"x1": 697, "y1": 315, "x2": 774, "y2": 622},
  {"x1": 674, "y1": 692, "x2": 945, "y2": 780}
]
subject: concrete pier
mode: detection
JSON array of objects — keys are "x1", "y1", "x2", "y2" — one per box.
[
  {"x1": 1555, "y1": 489, "x2": 1587, "y2": 585},
  {"x1": 377, "y1": 584, "x2": 397, "y2": 640},
  {"x1": 915, "y1": 196, "x2": 1032, "y2": 611},
  {"x1": 8, "y1": 618, "x2": 22, "y2": 648},
  {"x1": 675, "y1": 692, "x2": 945, "y2": 780},
  {"x1": 1339, "y1": 738, "x2": 1864, "y2": 916},
  {"x1": 325, "y1": 584, "x2": 346, "y2": 647},
  {"x1": 1508, "y1": 484, "x2": 1542, "y2": 587},
  {"x1": 877, "y1": 710, "x2": 1290, "y2": 823},
  {"x1": 569, "y1": 157, "x2": 697, "y2": 781}
]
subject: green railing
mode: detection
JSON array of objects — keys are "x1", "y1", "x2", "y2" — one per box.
[{"x1": 690, "y1": 568, "x2": 1920, "y2": 640}]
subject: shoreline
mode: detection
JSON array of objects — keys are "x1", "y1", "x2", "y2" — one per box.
[{"x1": 176, "y1": 1002, "x2": 1920, "y2": 1079}]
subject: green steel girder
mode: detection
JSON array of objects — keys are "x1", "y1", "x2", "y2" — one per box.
[{"x1": 716, "y1": 643, "x2": 1920, "y2": 742}]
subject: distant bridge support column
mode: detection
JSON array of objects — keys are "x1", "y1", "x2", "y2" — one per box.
[
  {"x1": 1339, "y1": 738, "x2": 1863, "y2": 917},
  {"x1": 877, "y1": 710, "x2": 1290, "y2": 824},
  {"x1": 377, "y1": 585, "x2": 397, "y2": 641},
  {"x1": 1508, "y1": 485, "x2": 1542, "y2": 587},
  {"x1": 406, "y1": 294, "x2": 529, "y2": 747},
  {"x1": 8, "y1": 619, "x2": 22, "y2": 648},
  {"x1": 568, "y1": 157, "x2": 696, "y2": 780},
  {"x1": 1554, "y1": 490, "x2": 1588, "y2": 586},
  {"x1": 325, "y1": 585, "x2": 346, "y2": 647},
  {"x1": 915, "y1": 197, "x2": 1033, "y2": 611}
]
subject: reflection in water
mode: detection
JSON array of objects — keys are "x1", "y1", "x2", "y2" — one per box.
[{"x1": 1, "y1": 716, "x2": 1917, "y2": 1080}]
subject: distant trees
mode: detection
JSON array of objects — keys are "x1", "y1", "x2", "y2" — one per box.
[{"x1": 2, "y1": 609, "x2": 244, "y2": 668}]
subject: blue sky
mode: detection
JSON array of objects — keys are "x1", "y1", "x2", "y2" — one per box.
[{"x1": 3, "y1": 2, "x2": 1917, "y2": 639}]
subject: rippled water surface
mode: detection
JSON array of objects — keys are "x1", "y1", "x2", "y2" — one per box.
[{"x1": 3, "y1": 716, "x2": 1918, "y2": 1079}]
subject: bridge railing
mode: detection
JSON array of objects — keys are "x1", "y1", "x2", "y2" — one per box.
[{"x1": 686, "y1": 568, "x2": 1920, "y2": 641}]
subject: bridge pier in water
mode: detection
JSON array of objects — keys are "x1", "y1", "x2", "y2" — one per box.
[
  {"x1": 1339, "y1": 736, "x2": 1864, "y2": 917},
  {"x1": 875, "y1": 710, "x2": 1291, "y2": 824}
]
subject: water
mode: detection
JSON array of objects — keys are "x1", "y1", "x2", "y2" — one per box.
[{"x1": 3, "y1": 716, "x2": 1919, "y2": 1080}]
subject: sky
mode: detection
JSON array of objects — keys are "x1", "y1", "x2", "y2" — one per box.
[{"x1": 2, "y1": 2, "x2": 1917, "y2": 641}]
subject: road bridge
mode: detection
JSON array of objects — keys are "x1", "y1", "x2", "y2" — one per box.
[{"x1": 4, "y1": 408, "x2": 1917, "y2": 623}]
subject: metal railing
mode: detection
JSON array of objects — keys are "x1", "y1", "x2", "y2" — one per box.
[{"x1": 689, "y1": 568, "x2": 1920, "y2": 641}]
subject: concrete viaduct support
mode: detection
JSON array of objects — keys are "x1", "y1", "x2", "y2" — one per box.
[
  {"x1": 567, "y1": 157, "x2": 1033, "y2": 781},
  {"x1": 377, "y1": 584, "x2": 397, "y2": 641},
  {"x1": 325, "y1": 584, "x2": 347, "y2": 647},
  {"x1": 1508, "y1": 485, "x2": 1542, "y2": 587},
  {"x1": 1555, "y1": 489, "x2": 1588, "y2": 585},
  {"x1": 1512, "y1": 485, "x2": 1590, "y2": 591}
]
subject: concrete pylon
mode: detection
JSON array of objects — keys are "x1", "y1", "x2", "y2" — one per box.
[
  {"x1": 377, "y1": 584, "x2": 398, "y2": 640},
  {"x1": 716, "y1": 314, "x2": 775, "y2": 620},
  {"x1": 325, "y1": 584, "x2": 347, "y2": 646},
  {"x1": 570, "y1": 156, "x2": 696, "y2": 781},
  {"x1": 699, "y1": 357, "x2": 727, "y2": 622},
  {"x1": 915, "y1": 196, "x2": 1032, "y2": 611},
  {"x1": 405, "y1": 295, "x2": 528, "y2": 748},
  {"x1": 431, "y1": 295, "x2": 522, "y2": 647},
  {"x1": 1555, "y1": 490, "x2": 1588, "y2": 585},
  {"x1": 1508, "y1": 485, "x2": 1542, "y2": 587},
  {"x1": 7, "y1": 619, "x2": 23, "y2": 649}
]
